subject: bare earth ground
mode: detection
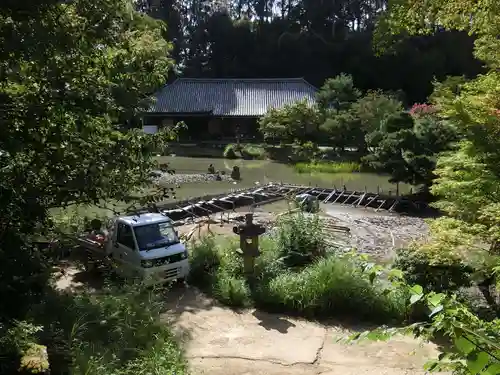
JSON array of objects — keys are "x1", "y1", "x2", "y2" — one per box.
[
  {"x1": 164, "y1": 286, "x2": 445, "y2": 375},
  {"x1": 55, "y1": 268, "x2": 445, "y2": 375},
  {"x1": 175, "y1": 203, "x2": 428, "y2": 261}
]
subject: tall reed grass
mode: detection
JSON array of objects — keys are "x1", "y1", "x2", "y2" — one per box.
[{"x1": 294, "y1": 161, "x2": 362, "y2": 174}]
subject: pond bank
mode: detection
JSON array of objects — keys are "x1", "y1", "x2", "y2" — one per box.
[
  {"x1": 167, "y1": 143, "x2": 360, "y2": 163},
  {"x1": 156, "y1": 156, "x2": 408, "y2": 202}
]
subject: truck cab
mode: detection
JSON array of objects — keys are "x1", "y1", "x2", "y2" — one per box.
[{"x1": 82, "y1": 213, "x2": 190, "y2": 285}]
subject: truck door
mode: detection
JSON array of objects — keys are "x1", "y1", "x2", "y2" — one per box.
[{"x1": 114, "y1": 222, "x2": 139, "y2": 277}]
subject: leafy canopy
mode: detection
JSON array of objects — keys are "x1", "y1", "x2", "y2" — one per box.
[
  {"x1": 0, "y1": 0, "x2": 175, "y2": 319},
  {"x1": 364, "y1": 1, "x2": 500, "y2": 373},
  {"x1": 258, "y1": 99, "x2": 321, "y2": 143},
  {"x1": 0, "y1": 0, "x2": 174, "y2": 226},
  {"x1": 363, "y1": 111, "x2": 457, "y2": 186}
]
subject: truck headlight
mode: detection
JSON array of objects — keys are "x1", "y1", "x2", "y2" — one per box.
[
  {"x1": 180, "y1": 250, "x2": 188, "y2": 259},
  {"x1": 141, "y1": 260, "x2": 154, "y2": 268}
]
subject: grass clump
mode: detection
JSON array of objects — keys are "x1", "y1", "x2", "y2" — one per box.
[
  {"x1": 223, "y1": 143, "x2": 267, "y2": 160},
  {"x1": 188, "y1": 212, "x2": 407, "y2": 324},
  {"x1": 264, "y1": 255, "x2": 407, "y2": 321},
  {"x1": 1, "y1": 283, "x2": 187, "y2": 375},
  {"x1": 294, "y1": 161, "x2": 362, "y2": 174}
]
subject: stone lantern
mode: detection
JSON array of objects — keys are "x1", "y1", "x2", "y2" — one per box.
[{"x1": 233, "y1": 213, "x2": 266, "y2": 275}]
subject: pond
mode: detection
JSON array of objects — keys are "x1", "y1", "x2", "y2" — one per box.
[
  {"x1": 51, "y1": 157, "x2": 410, "y2": 219},
  {"x1": 159, "y1": 156, "x2": 410, "y2": 201}
]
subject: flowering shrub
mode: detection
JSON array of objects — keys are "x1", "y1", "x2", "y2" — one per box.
[{"x1": 409, "y1": 103, "x2": 437, "y2": 117}]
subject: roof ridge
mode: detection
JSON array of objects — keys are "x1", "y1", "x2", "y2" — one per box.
[
  {"x1": 176, "y1": 77, "x2": 306, "y2": 82},
  {"x1": 299, "y1": 77, "x2": 319, "y2": 92}
]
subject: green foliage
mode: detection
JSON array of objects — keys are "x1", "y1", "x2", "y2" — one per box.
[
  {"x1": 266, "y1": 254, "x2": 407, "y2": 321},
  {"x1": 432, "y1": 143, "x2": 499, "y2": 225},
  {"x1": 222, "y1": 143, "x2": 267, "y2": 160},
  {"x1": 275, "y1": 213, "x2": 326, "y2": 267},
  {"x1": 65, "y1": 285, "x2": 185, "y2": 375},
  {"x1": 318, "y1": 85, "x2": 405, "y2": 154},
  {"x1": 291, "y1": 140, "x2": 321, "y2": 161},
  {"x1": 212, "y1": 271, "x2": 252, "y2": 308},
  {"x1": 367, "y1": 3, "x2": 500, "y2": 370},
  {"x1": 0, "y1": 321, "x2": 47, "y2": 374},
  {"x1": 188, "y1": 235, "x2": 220, "y2": 284},
  {"x1": 319, "y1": 110, "x2": 365, "y2": 150},
  {"x1": 258, "y1": 100, "x2": 321, "y2": 143},
  {"x1": 241, "y1": 144, "x2": 267, "y2": 160},
  {"x1": 223, "y1": 143, "x2": 239, "y2": 159},
  {"x1": 363, "y1": 112, "x2": 457, "y2": 186},
  {"x1": 348, "y1": 271, "x2": 500, "y2": 375},
  {"x1": 378, "y1": 0, "x2": 500, "y2": 70},
  {"x1": 294, "y1": 161, "x2": 362, "y2": 174},
  {"x1": 350, "y1": 91, "x2": 404, "y2": 134},
  {"x1": 188, "y1": 214, "x2": 407, "y2": 323},
  {"x1": 0, "y1": 284, "x2": 186, "y2": 375},
  {"x1": 0, "y1": 2, "x2": 184, "y2": 374},
  {"x1": 393, "y1": 247, "x2": 473, "y2": 293},
  {"x1": 316, "y1": 74, "x2": 361, "y2": 111}
]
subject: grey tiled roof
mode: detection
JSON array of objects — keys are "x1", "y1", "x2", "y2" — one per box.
[{"x1": 148, "y1": 78, "x2": 318, "y2": 116}]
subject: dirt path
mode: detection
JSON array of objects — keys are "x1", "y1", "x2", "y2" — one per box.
[{"x1": 164, "y1": 287, "x2": 445, "y2": 375}]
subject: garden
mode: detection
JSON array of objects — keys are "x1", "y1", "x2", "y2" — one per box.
[
  {"x1": 188, "y1": 212, "x2": 408, "y2": 323},
  {"x1": 2, "y1": 1, "x2": 500, "y2": 375}
]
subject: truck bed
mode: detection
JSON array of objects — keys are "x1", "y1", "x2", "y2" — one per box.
[{"x1": 78, "y1": 236, "x2": 106, "y2": 252}]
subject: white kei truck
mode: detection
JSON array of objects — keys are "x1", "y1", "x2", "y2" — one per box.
[{"x1": 78, "y1": 213, "x2": 190, "y2": 285}]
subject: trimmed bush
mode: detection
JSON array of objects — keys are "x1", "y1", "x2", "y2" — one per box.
[
  {"x1": 223, "y1": 144, "x2": 238, "y2": 159},
  {"x1": 241, "y1": 144, "x2": 267, "y2": 160}
]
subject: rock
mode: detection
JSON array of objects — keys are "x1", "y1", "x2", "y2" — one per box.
[{"x1": 154, "y1": 172, "x2": 233, "y2": 186}]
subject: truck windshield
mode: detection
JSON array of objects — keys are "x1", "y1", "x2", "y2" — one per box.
[{"x1": 133, "y1": 221, "x2": 179, "y2": 251}]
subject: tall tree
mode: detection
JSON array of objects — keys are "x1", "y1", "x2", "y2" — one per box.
[
  {"x1": 143, "y1": 0, "x2": 482, "y2": 103},
  {"x1": 0, "y1": 0, "x2": 174, "y2": 319},
  {"x1": 377, "y1": 0, "x2": 500, "y2": 313}
]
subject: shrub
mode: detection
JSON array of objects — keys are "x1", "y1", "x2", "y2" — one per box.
[
  {"x1": 275, "y1": 212, "x2": 326, "y2": 267},
  {"x1": 212, "y1": 271, "x2": 251, "y2": 308},
  {"x1": 393, "y1": 247, "x2": 473, "y2": 292},
  {"x1": 0, "y1": 321, "x2": 48, "y2": 375},
  {"x1": 188, "y1": 236, "x2": 220, "y2": 284},
  {"x1": 223, "y1": 144, "x2": 239, "y2": 159},
  {"x1": 23, "y1": 283, "x2": 187, "y2": 375},
  {"x1": 291, "y1": 140, "x2": 320, "y2": 161},
  {"x1": 241, "y1": 144, "x2": 266, "y2": 160},
  {"x1": 258, "y1": 100, "x2": 321, "y2": 143}
]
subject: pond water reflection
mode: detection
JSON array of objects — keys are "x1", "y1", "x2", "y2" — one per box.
[
  {"x1": 159, "y1": 156, "x2": 410, "y2": 201},
  {"x1": 52, "y1": 157, "x2": 410, "y2": 219}
]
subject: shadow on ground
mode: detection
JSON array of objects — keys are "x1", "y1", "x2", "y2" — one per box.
[{"x1": 252, "y1": 310, "x2": 296, "y2": 333}]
